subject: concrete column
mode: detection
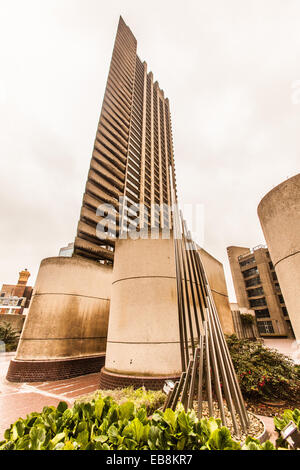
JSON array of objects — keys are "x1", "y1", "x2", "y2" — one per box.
[
  {"x1": 258, "y1": 173, "x2": 300, "y2": 344},
  {"x1": 7, "y1": 256, "x2": 112, "y2": 382},
  {"x1": 99, "y1": 235, "x2": 182, "y2": 389},
  {"x1": 200, "y1": 248, "x2": 234, "y2": 335}
]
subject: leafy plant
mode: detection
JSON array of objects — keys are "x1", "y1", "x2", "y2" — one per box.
[
  {"x1": 76, "y1": 387, "x2": 165, "y2": 415},
  {"x1": 273, "y1": 408, "x2": 300, "y2": 449},
  {"x1": 0, "y1": 395, "x2": 276, "y2": 451},
  {"x1": 0, "y1": 322, "x2": 20, "y2": 351},
  {"x1": 226, "y1": 335, "x2": 300, "y2": 400},
  {"x1": 240, "y1": 313, "x2": 254, "y2": 325}
]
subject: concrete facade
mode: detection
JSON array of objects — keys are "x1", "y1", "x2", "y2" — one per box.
[
  {"x1": 7, "y1": 256, "x2": 112, "y2": 381},
  {"x1": 199, "y1": 248, "x2": 234, "y2": 335},
  {"x1": 227, "y1": 245, "x2": 293, "y2": 337},
  {"x1": 103, "y1": 236, "x2": 181, "y2": 380},
  {"x1": 74, "y1": 16, "x2": 177, "y2": 264},
  {"x1": 258, "y1": 173, "x2": 300, "y2": 343},
  {"x1": 99, "y1": 235, "x2": 234, "y2": 388}
]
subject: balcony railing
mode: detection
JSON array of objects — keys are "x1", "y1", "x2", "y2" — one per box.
[{"x1": 238, "y1": 244, "x2": 267, "y2": 260}]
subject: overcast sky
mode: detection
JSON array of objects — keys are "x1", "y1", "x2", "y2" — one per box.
[{"x1": 0, "y1": 0, "x2": 299, "y2": 301}]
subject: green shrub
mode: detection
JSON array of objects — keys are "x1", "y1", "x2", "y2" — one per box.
[
  {"x1": 273, "y1": 408, "x2": 300, "y2": 449},
  {"x1": 0, "y1": 322, "x2": 20, "y2": 352},
  {"x1": 0, "y1": 396, "x2": 275, "y2": 451},
  {"x1": 240, "y1": 314, "x2": 254, "y2": 325},
  {"x1": 226, "y1": 335, "x2": 300, "y2": 401},
  {"x1": 76, "y1": 387, "x2": 165, "y2": 415}
]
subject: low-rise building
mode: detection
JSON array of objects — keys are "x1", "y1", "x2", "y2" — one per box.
[
  {"x1": 0, "y1": 269, "x2": 32, "y2": 315},
  {"x1": 227, "y1": 245, "x2": 294, "y2": 338}
]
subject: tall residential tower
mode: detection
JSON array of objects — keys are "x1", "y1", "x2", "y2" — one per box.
[{"x1": 74, "y1": 17, "x2": 177, "y2": 264}]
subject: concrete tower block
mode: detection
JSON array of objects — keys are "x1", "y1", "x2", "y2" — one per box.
[
  {"x1": 7, "y1": 256, "x2": 112, "y2": 382},
  {"x1": 258, "y1": 173, "x2": 300, "y2": 344}
]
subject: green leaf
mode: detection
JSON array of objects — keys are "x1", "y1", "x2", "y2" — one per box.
[
  {"x1": 12, "y1": 420, "x2": 25, "y2": 441},
  {"x1": 57, "y1": 402, "x2": 68, "y2": 414},
  {"x1": 0, "y1": 441, "x2": 15, "y2": 450},
  {"x1": 163, "y1": 408, "x2": 176, "y2": 431},
  {"x1": 15, "y1": 436, "x2": 31, "y2": 450},
  {"x1": 62, "y1": 440, "x2": 75, "y2": 450},
  {"x1": 207, "y1": 417, "x2": 219, "y2": 434},
  {"x1": 177, "y1": 411, "x2": 191, "y2": 434},
  {"x1": 260, "y1": 440, "x2": 275, "y2": 450},
  {"x1": 242, "y1": 441, "x2": 261, "y2": 450},
  {"x1": 123, "y1": 438, "x2": 137, "y2": 450},
  {"x1": 107, "y1": 404, "x2": 119, "y2": 425},
  {"x1": 50, "y1": 432, "x2": 65, "y2": 448},
  {"x1": 93, "y1": 435, "x2": 108, "y2": 443},
  {"x1": 29, "y1": 425, "x2": 47, "y2": 450},
  {"x1": 119, "y1": 401, "x2": 135, "y2": 421},
  {"x1": 108, "y1": 425, "x2": 119, "y2": 444},
  {"x1": 176, "y1": 437, "x2": 186, "y2": 450},
  {"x1": 53, "y1": 442, "x2": 65, "y2": 450},
  {"x1": 136, "y1": 407, "x2": 147, "y2": 423},
  {"x1": 208, "y1": 427, "x2": 234, "y2": 450},
  {"x1": 76, "y1": 430, "x2": 89, "y2": 446},
  {"x1": 129, "y1": 418, "x2": 144, "y2": 443}
]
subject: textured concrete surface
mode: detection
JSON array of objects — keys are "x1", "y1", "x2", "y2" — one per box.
[
  {"x1": 258, "y1": 173, "x2": 300, "y2": 342},
  {"x1": 263, "y1": 338, "x2": 300, "y2": 364}
]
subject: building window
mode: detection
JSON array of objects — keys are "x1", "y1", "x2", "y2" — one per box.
[
  {"x1": 239, "y1": 257, "x2": 255, "y2": 267},
  {"x1": 247, "y1": 287, "x2": 264, "y2": 298},
  {"x1": 278, "y1": 294, "x2": 284, "y2": 304},
  {"x1": 245, "y1": 276, "x2": 261, "y2": 287},
  {"x1": 255, "y1": 308, "x2": 270, "y2": 319},
  {"x1": 282, "y1": 306, "x2": 288, "y2": 316},
  {"x1": 249, "y1": 297, "x2": 267, "y2": 308},
  {"x1": 257, "y1": 321, "x2": 274, "y2": 334},
  {"x1": 242, "y1": 267, "x2": 259, "y2": 278}
]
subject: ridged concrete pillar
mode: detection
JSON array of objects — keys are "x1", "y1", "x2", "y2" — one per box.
[
  {"x1": 99, "y1": 235, "x2": 182, "y2": 390},
  {"x1": 258, "y1": 173, "x2": 300, "y2": 344},
  {"x1": 7, "y1": 256, "x2": 112, "y2": 382}
]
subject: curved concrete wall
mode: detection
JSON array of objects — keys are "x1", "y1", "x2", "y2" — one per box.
[
  {"x1": 258, "y1": 173, "x2": 300, "y2": 342},
  {"x1": 200, "y1": 248, "x2": 234, "y2": 335},
  {"x1": 7, "y1": 256, "x2": 112, "y2": 381},
  {"x1": 104, "y1": 236, "x2": 181, "y2": 378}
]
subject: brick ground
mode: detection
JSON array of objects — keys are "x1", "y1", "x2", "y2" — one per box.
[{"x1": 0, "y1": 353, "x2": 100, "y2": 438}]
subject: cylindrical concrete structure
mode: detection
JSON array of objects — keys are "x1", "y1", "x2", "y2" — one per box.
[
  {"x1": 258, "y1": 173, "x2": 300, "y2": 344},
  {"x1": 7, "y1": 256, "x2": 112, "y2": 382},
  {"x1": 99, "y1": 235, "x2": 182, "y2": 389},
  {"x1": 200, "y1": 248, "x2": 234, "y2": 335}
]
